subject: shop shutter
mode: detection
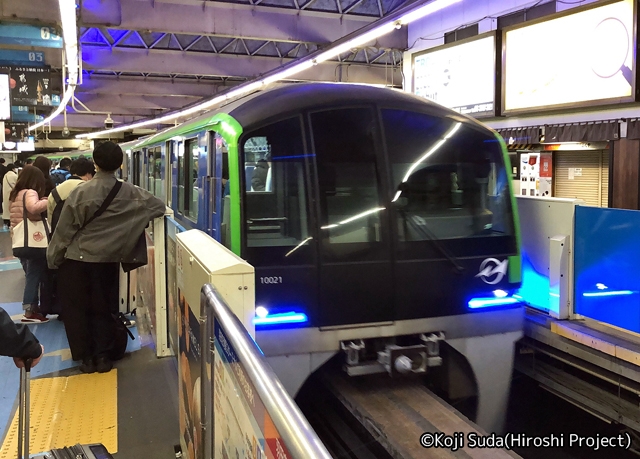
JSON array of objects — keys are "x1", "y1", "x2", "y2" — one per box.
[
  {"x1": 600, "y1": 151, "x2": 609, "y2": 207},
  {"x1": 554, "y1": 151, "x2": 609, "y2": 207}
]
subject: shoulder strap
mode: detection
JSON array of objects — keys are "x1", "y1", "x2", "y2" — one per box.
[
  {"x1": 51, "y1": 187, "x2": 63, "y2": 234},
  {"x1": 80, "y1": 180, "x2": 123, "y2": 230}
]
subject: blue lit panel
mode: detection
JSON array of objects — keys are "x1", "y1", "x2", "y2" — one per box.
[
  {"x1": 516, "y1": 251, "x2": 554, "y2": 314},
  {"x1": 575, "y1": 206, "x2": 640, "y2": 333}
]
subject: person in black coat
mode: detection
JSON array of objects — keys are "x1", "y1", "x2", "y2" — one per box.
[{"x1": 0, "y1": 307, "x2": 44, "y2": 368}]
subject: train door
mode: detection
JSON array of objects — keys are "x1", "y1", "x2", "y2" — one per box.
[
  {"x1": 239, "y1": 116, "x2": 318, "y2": 325},
  {"x1": 309, "y1": 107, "x2": 393, "y2": 327}
]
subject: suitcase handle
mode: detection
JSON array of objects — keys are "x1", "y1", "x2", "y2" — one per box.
[{"x1": 18, "y1": 359, "x2": 32, "y2": 459}]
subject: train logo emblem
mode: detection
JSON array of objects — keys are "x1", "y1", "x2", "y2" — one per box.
[{"x1": 476, "y1": 258, "x2": 508, "y2": 285}]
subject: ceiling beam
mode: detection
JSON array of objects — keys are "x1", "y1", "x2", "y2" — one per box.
[
  {"x1": 79, "y1": 0, "x2": 407, "y2": 48},
  {"x1": 75, "y1": 93, "x2": 200, "y2": 112},
  {"x1": 75, "y1": 75, "x2": 239, "y2": 98},
  {"x1": 82, "y1": 46, "x2": 402, "y2": 85}
]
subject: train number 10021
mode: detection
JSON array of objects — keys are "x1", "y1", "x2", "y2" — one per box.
[{"x1": 260, "y1": 276, "x2": 283, "y2": 284}]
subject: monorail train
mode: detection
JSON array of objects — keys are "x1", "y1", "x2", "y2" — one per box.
[{"x1": 122, "y1": 82, "x2": 523, "y2": 433}]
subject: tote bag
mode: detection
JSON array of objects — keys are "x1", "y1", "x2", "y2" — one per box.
[{"x1": 12, "y1": 193, "x2": 51, "y2": 259}]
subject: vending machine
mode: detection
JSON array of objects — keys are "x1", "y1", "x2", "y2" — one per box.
[{"x1": 520, "y1": 152, "x2": 540, "y2": 196}]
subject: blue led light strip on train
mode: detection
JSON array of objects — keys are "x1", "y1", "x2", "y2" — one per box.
[
  {"x1": 468, "y1": 297, "x2": 521, "y2": 309},
  {"x1": 253, "y1": 311, "x2": 309, "y2": 326}
]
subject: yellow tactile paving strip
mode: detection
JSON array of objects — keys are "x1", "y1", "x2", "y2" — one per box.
[{"x1": 0, "y1": 371, "x2": 118, "y2": 457}]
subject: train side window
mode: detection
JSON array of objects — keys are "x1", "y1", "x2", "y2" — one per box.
[
  {"x1": 241, "y1": 117, "x2": 310, "y2": 249},
  {"x1": 177, "y1": 142, "x2": 185, "y2": 214},
  {"x1": 153, "y1": 147, "x2": 163, "y2": 198},
  {"x1": 147, "y1": 149, "x2": 155, "y2": 195},
  {"x1": 311, "y1": 108, "x2": 384, "y2": 245},
  {"x1": 186, "y1": 140, "x2": 199, "y2": 221},
  {"x1": 132, "y1": 150, "x2": 141, "y2": 186}
]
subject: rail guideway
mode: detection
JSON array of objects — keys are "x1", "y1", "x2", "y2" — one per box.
[{"x1": 316, "y1": 371, "x2": 521, "y2": 459}]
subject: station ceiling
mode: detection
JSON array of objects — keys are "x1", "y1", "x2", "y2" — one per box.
[{"x1": 1, "y1": 0, "x2": 409, "y2": 135}]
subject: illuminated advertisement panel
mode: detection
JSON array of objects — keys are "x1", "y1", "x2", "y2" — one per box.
[
  {"x1": 503, "y1": 0, "x2": 635, "y2": 113},
  {"x1": 0, "y1": 72, "x2": 10, "y2": 120},
  {"x1": 413, "y1": 32, "x2": 496, "y2": 117}
]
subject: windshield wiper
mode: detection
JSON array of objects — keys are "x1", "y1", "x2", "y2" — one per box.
[{"x1": 399, "y1": 210, "x2": 465, "y2": 273}]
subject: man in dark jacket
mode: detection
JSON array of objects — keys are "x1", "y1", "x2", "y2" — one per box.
[
  {"x1": 0, "y1": 307, "x2": 44, "y2": 368},
  {"x1": 50, "y1": 157, "x2": 72, "y2": 186},
  {"x1": 47, "y1": 141, "x2": 166, "y2": 374}
]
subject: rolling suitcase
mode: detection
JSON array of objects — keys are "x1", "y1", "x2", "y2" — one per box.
[{"x1": 17, "y1": 359, "x2": 115, "y2": 459}]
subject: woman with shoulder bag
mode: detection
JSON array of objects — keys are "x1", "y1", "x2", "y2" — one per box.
[{"x1": 9, "y1": 165, "x2": 50, "y2": 323}]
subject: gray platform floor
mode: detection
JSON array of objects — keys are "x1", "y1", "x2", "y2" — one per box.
[{"x1": 0, "y1": 230, "x2": 179, "y2": 457}]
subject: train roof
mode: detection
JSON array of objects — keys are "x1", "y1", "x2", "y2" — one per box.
[{"x1": 135, "y1": 82, "x2": 492, "y2": 147}]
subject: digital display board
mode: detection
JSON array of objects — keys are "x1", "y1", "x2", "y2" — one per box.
[
  {"x1": 413, "y1": 33, "x2": 496, "y2": 117},
  {"x1": 503, "y1": 0, "x2": 635, "y2": 113},
  {"x1": 0, "y1": 72, "x2": 10, "y2": 120}
]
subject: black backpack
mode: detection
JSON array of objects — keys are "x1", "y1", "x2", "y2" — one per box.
[{"x1": 51, "y1": 169, "x2": 71, "y2": 186}]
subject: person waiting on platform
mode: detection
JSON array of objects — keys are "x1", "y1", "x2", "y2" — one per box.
[
  {"x1": 47, "y1": 142, "x2": 166, "y2": 374},
  {"x1": 39, "y1": 158, "x2": 97, "y2": 319},
  {"x1": 0, "y1": 307, "x2": 44, "y2": 368},
  {"x1": 9, "y1": 166, "x2": 50, "y2": 323}
]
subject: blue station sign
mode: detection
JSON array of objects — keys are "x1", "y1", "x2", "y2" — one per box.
[
  {"x1": 0, "y1": 50, "x2": 45, "y2": 66},
  {"x1": 0, "y1": 23, "x2": 62, "y2": 48}
]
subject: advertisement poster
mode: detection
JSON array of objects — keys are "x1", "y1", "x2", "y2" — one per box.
[
  {"x1": 4, "y1": 122, "x2": 28, "y2": 140},
  {"x1": 214, "y1": 322, "x2": 293, "y2": 459},
  {"x1": 504, "y1": 0, "x2": 634, "y2": 111},
  {"x1": 179, "y1": 289, "x2": 203, "y2": 459},
  {"x1": 10, "y1": 65, "x2": 52, "y2": 107},
  {"x1": 414, "y1": 35, "x2": 495, "y2": 116}
]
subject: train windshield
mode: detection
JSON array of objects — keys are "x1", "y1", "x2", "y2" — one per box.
[{"x1": 382, "y1": 109, "x2": 513, "y2": 241}]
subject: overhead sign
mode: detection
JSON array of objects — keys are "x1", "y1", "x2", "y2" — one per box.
[
  {"x1": 0, "y1": 72, "x2": 10, "y2": 121},
  {"x1": 0, "y1": 50, "x2": 45, "y2": 66},
  {"x1": 11, "y1": 106, "x2": 43, "y2": 123},
  {"x1": 413, "y1": 33, "x2": 496, "y2": 117},
  {"x1": 0, "y1": 23, "x2": 62, "y2": 48},
  {"x1": 504, "y1": 0, "x2": 635, "y2": 113},
  {"x1": 10, "y1": 66, "x2": 52, "y2": 107}
]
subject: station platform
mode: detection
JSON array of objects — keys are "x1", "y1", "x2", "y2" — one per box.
[
  {"x1": 520, "y1": 307, "x2": 640, "y2": 433},
  {"x1": 0, "y1": 230, "x2": 179, "y2": 458}
]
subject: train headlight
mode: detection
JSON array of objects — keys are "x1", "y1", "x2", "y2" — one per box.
[
  {"x1": 493, "y1": 289, "x2": 508, "y2": 298},
  {"x1": 255, "y1": 306, "x2": 269, "y2": 318}
]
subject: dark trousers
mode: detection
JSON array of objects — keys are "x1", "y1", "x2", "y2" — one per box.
[
  {"x1": 19, "y1": 257, "x2": 46, "y2": 308},
  {"x1": 58, "y1": 260, "x2": 119, "y2": 361}
]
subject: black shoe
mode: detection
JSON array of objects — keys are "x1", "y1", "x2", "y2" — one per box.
[
  {"x1": 79, "y1": 358, "x2": 96, "y2": 374},
  {"x1": 96, "y1": 356, "x2": 113, "y2": 373}
]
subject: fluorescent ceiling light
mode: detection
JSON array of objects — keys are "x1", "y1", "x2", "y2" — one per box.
[
  {"x1": 76, "y1": 0, "x2": 462, "y2": 139},
  {"x1": 29, "y1": 0, "x2": 78, "y2": 131}
]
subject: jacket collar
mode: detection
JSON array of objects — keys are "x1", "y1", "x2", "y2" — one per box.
[{"x1": 94, "y1": 170, "x2": 117, "y2": 180}]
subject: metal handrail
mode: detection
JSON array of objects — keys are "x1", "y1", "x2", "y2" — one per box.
[{"x1": 200, "y1": 283, "x2": 332, "y2": 459}]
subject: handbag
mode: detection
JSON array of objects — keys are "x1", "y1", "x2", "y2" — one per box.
[
  {"x1": 12, "y1": 193, "x2": 51, "y2": 259},
  {"x1": 82, "y1": 180, "x2": 148, "y2": 273}
]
